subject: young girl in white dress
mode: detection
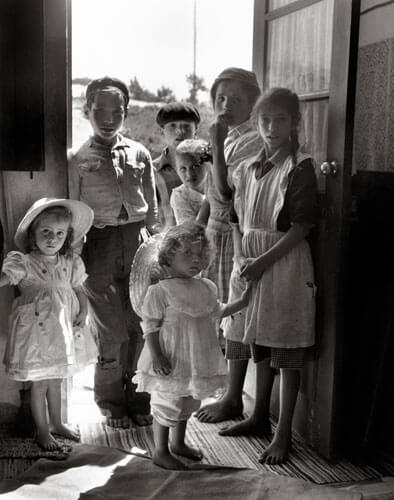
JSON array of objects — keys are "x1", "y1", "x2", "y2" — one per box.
[
  {"x1": 131, "y1": 221, "x2": 250, "y2": 470},
  {"x1": 0, "y1": 198, "x2": 96, "y2": 450},
  {"x1": 170, "y1": 139, "x2": 210, "y2": 225}
]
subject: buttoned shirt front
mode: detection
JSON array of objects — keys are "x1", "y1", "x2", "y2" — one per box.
[{"x1": 68, "y1": 135, "x2": 158, "y2": 230}]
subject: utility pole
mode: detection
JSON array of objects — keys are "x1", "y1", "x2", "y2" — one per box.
[{"x1": 193, "y1": 0, "x2": 197, "y2": 103}]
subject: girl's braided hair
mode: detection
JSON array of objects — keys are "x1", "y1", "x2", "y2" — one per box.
[
  {"x1": 158, "y1": 221, "x2": 212, "y2": 270},
  {"x1": 251, "y1": 87, "x2": 301, "y2": 167}
]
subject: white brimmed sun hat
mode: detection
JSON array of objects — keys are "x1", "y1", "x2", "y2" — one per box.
[
  {"x1": 129, "y1": 233, "x2": 166, "y2": 318},
  {"x1": 14, "y1": 197, "x2": 94, "y2": 252}
]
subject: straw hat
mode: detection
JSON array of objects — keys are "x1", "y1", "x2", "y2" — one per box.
[
  {"x1": 129, "y1": 233, "x2": 166, "y2": 318},
  {"x1": 14, "y1": 198, "x2": 94, "y2": 252}
]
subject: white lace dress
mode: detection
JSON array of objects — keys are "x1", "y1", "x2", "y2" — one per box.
[{"x1": 132, "y1": 277, "x2": 228, "y2": 399}]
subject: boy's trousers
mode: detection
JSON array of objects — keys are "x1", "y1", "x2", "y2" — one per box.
[{"x1": 82, "y1": 221, "x2": 150, "y2": 419}]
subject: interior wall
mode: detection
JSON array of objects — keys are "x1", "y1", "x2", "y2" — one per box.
[
  {"x1": 354, "y1": 0, "x2": 394, "y2": 172},
  {"x1": 0, "y1": 0, "x2": 68, "y2": 420}
]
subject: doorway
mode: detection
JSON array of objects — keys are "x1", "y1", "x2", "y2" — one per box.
[{"x1": 252, "y1": 0, "x2": 360, "y2": 459}]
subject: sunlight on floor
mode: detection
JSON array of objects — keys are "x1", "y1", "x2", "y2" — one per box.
[{"x1": 68, "y1": 365, "x2": 103, "y2": 424}]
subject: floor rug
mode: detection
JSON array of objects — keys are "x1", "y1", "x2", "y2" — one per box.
[
  {"x1": 0, "y1": 444, "x2": 362, "y2": 500},
  {"x1": 79, "y1": 415, "x2": 384, "y2": 485},
  {"x1": 0, "y1": 424, "x2": 74, "y2": 460}
]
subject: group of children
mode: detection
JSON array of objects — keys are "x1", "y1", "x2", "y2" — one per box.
[{"x1": 0, "y1": 68, "x2": 319, "y2": 470}]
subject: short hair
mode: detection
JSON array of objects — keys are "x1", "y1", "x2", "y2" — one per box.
[
  {"x1": 158, "y1": 221, "x2": 212, "y2": 270},
  {"x1": 85, "y1": 76, "x2": 130, "y2": 109},
  {"x1": 27, "y1": 206, "x2": 74, "y2": 257},
  {"x1": 210, "y1": 67, "x2": 261, "y2": 107},
  {"x1": 156, "y1": 102, "x2": 200, "y2": 127}
]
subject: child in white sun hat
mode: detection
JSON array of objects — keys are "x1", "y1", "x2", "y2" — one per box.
[
  {"x1": 0, "y1": 198, "x2": 96, "y2": 451},
  {"x1": 130, "y1": 221, "x2": 251, "y2": 470}
]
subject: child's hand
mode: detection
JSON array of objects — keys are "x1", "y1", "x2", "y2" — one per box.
[
  {"x1": 74, "y1": 310, "x2": 88, "y2": 328},
  {"x1": 152, "y1": 354, "x2": 171, "y2": 376},
  {"x1": 240, "y1": 283, "x2": 253, "y2": 305},
  {"x1": 240, "y1": 257, "x2": 266, "y2": 281},
  {"x1": 210, "y1": 115, "x2": 228, "y2": 147}
]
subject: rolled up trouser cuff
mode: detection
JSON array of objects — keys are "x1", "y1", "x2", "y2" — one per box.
[{"x1": 151, "y1": 392, "x2": 200, "y2": 427}]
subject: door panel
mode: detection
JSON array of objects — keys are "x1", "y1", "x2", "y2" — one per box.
[{"x1": 253, "y1": 0, "x2": 360, "y2": 458}]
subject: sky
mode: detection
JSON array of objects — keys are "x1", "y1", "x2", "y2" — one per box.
[{"x1": 72, "y1": 0, "x2": 254, "y2": 102}]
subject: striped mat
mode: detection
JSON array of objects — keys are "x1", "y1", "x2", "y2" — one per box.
[{"x1": 79, "y1": 416, "x2": 385, "y2": 485}]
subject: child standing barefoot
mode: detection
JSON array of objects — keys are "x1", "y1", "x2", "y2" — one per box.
[
  {"x1": 219, "y1": 88, "x2": 319, "y2": 465},
  {"x1": 0, "y1": 198, "x2": 95, "y2": 450},
  {"x1": 130, "y1": 222, "x2": 250, "y2": 470}
]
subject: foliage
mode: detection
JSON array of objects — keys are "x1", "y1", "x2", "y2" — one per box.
[
  {"x1": 156, "y1": 85, "x2": 176, "y2": 103},
  {"x1": 72, "y1": 95, "x2": 215, "y2": 160},
  {"x1": 186, "y1": 73, "x2": 207, "y2": 105},
  {"x1": 129, "y1": 77, "x2": 159, "y2": 103}
]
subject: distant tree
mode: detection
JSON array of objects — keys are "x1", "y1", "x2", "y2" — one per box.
[
  {"x1": 129, "y1": 77, "x2": 158, "y2": 102},
  {"x1": 186, "y1": 73, "x2": 207, "y2": 105},
  {"x1": 156, "y1": 85, "x2": 176, "y2": 103},
  {"x1": 72, "y1": 77, "x2": 91, "y2": 86}
]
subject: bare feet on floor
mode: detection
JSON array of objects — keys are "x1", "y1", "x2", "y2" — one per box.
[
  {"x1": 219, "y1": 416, "x2": 271, "y2": 437},
  {"x1": 152, "y1": 449, "x2": 188, "y2": 470},
  {"x1": 259, "y1": 437, "x2": 291, "y2": 465},
  {"x1": 51, "y1": 423, "x2": 80, "y2": 441},
  {"x1": 171, "y1": 443, "x2": 203, "y2": 461},
  {"x1": 35, "y1": 431, "x2": 61, "y2": 450},
  {"x1": 195, "y1": 398, "x2": 243, "y2": 423},
  {"x1": 130, "y1": 413, "x2": 153, "y2": 427},
  {"x1": 105, "y1": 415, "x2": 130, "y2": 428}
]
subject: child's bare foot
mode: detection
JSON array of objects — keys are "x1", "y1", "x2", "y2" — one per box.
[
  {"x1": 51, "y1": 423, "x2": 80, "y2": 441},
  {"x1": 259, "y1": 437, "x2": 291, "y2": 465},
  {"x1": 152, "y1": 449, "x2": 188, "y2": 470},
  {"x1": 195, "y1": 398, "x2": 243, "y2": 423},
  {"x1": 105, "y1": 415, "x2": 130, "y2": 428},
  {"x1": 36, "y1": 431, "x2": 61, "y2": 450},
  {"x1": 171, "y1": 443, "x2": 203, "y2": 460},
  {"x1": 219, "y1": 416, "x2": 271, "y2": 437},
  {"x1": 130, "y1": 413, "x2": 153, "y2": 426}
]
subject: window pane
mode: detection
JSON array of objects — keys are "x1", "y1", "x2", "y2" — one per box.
[
  {"x1": 300, "y1": 100, "x2": 328, "y2": 187},
  {"x1": 268, "y1": 0, "x2": 298, "y2": 10},
  {"x1": 265, "y1": 0, "x2": 334, "y2": 93}
]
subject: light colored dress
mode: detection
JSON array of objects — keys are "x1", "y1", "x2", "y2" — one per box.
[
  {"x1": 132, "y1": 277, "x2": 227, "y2": 399},
  {"x1": 2, "y1": 250, "x2": 95, "y2": 381},
  {"x1": 170, "y1": 184, "x2": 204, "y2": 225},
  {"x1": 238, "y1": 151, "x2": 316, "y2": 348}
]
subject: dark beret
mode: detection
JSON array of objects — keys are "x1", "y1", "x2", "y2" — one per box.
[
  {"x1": 156, "y1": 102, "x2": 200, "y2": 127},
  {"x1": 86, "y1": 77, "x2": 130, "y2": 107}
]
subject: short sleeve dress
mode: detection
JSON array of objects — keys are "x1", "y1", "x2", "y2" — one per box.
[
  {"x1": 170, "y1": 184, "x2": 205, "y2": 225},
  {"x1": 132, "y1": 277, "x2": 228, "y2": 399},
  {"x1": 2, "y1": 250, "x2": 92, "y2": 381}
]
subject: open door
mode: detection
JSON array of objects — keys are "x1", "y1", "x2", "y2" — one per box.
[{"x1": 253, "y1": 0, "x2": 360, "y2": 458}]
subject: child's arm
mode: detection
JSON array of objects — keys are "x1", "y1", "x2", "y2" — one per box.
[
  {"x1": 210, "y1": 118, "x2": 233, "y2": 200},
  {"x1": 240, "y1": 223, "x2": 312, "y2": 281},
  {"x1": 74, "y1": 287, "x2": 89, "y2": 327},
  {"x1": 196, "y1": 198, "x2": 210, "y2": 226},
  {"x1": 141, "y1": 153, "x2": 160, "y2": 233},
  {"x1": 221, "y1": 284, "x2": 252, "y2": 318},
  {"x1": 144, "y1": 330, "x2": 171, "y2": 375}
]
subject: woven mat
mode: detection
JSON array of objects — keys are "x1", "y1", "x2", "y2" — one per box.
[
  {"x1": 79, "y1": 416, "x2": 388, "y2": 485},
  {"x1": 0, "y1": 424, "x2": 74, "y2": 460}
]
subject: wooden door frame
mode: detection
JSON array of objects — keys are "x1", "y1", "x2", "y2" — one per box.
[{"x1": 252, "y1": 0, "x2": 360, "y2": 458}]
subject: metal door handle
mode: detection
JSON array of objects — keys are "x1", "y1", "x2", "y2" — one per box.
[{"x1": 320, "y1": 161, "x2": 338, "y2": 176}]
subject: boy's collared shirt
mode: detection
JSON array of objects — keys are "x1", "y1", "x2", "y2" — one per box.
[
  {"x1": 153, "y1": 147, "x2": 181, "y2": 229},
  {"x1": 68, "y1": 135, "x2": 158, "y2": 230}
]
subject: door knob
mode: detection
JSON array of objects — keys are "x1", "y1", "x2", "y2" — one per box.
[{"x1": 320, "y1": 161, "x2": 338, "y2": 176}]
